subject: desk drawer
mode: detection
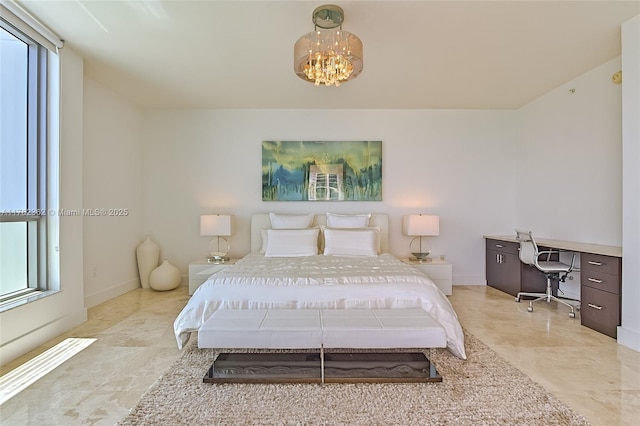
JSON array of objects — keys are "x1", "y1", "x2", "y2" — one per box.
[
  {"x1": 581, "y1": 286, "x2": 620, "y2": 338},
  {"x1": 581, "y1": 270, "x2": 620, "y2": 294},
  {"x1": 581, "y1": 253, "x2": 621, "y2": 276},
  {"x1": 486, "y1": 239, "x2": 519, "y2": 255}
]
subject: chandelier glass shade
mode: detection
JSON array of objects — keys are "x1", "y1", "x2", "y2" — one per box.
[{"x1": 293, "y1": 5, "x2": 363, "y2": 87}]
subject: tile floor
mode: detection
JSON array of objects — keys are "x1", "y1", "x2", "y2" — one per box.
[{"x1": 1, "y1": 284, "x2": 638, "y2": 425}]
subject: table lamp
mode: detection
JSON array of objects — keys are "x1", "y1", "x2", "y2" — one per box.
[
  {"x1": 402, "y1": 214, "x2": 439, "y2": 262},
  {"x1": 200, "y1": 214, "x2": 232, "y2": 263}
]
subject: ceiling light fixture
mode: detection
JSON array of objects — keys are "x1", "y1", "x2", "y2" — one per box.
[{"x1": 293, "y1": 4, "x2": 363, "y2": 87}]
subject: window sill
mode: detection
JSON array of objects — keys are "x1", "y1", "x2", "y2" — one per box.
[{"x1": 0, "y1": 289, "x2": 60, "y2": 313}]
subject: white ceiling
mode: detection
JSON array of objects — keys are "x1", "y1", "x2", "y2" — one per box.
[{"x1": 17, "y1": 1, "x2": 640, "y2": 109}]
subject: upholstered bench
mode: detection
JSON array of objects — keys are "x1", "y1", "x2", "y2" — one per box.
[{"x1": 198, "y1": 308, "x2": 447, "y2": 383}]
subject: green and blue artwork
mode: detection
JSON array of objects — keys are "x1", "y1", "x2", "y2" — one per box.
[{"x1": 262, "y1": 141, "x2": 382, "y2": 201}]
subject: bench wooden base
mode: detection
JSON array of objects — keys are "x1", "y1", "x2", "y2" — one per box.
[{"x1": 203, "y1": 351, "x2": 442, "y2": 384}]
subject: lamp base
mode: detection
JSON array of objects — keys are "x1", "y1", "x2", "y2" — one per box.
[
  {"x1": 410, "y1": 253, "x2": 432, "y2": 263},
  {"x1": 207, "y1": 252, "x2": 229, "y2": 263},
  {"x1": 408, "y1": 237, "x2": 432, "y2": 264},
  {"x1": 208, "y1": 237, "x2": 230, "y2": 263}
]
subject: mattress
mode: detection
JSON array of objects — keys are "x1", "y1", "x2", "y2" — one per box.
[{"x1": 173, "y1": 253, "x2": 467, "y2": 359}]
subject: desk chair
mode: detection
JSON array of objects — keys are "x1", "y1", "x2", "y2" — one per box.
[{"x1": 514, "y1": 229, "x2": 577, "y2": 318}]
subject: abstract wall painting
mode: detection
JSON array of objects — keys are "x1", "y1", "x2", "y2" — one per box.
[{"x1": 262, "y1": 141, "x2": 382, "y2": 201}]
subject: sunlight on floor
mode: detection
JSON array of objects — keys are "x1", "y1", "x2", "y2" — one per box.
[{"x1": 0, "y1": 337, "x2": 96, "y2": 405}]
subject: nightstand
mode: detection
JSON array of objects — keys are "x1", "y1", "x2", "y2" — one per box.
[
  {"x1": 401, "y1": 258, "x2": 453, "y2": 296},
  {"x1": 188, "y1": 259, "x2": 238, "y2": 295}
]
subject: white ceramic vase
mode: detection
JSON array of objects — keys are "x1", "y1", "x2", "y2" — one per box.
[
  {"x1": 149, "y1": 259, "x2": 181, "y2": 291},
  {"x1": 136, "y1": 235, "x2": 160, "y2": 289}
]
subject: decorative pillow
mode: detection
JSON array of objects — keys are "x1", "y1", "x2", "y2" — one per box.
[
  {"x1": 264, "y1": 228, "x2": 319, "y2": 257},
  {"x1": 269, "y1": 213, "x2": 314, "y2": 229},
  {"x1": 262, "y1": 227, "x2": 324, "y2": 254},
  {"x1": 326, "y1": 213, "x2": 371, "y2": 228},
  {"x1": 323, "y1": 227, "x2": 379, "y2": 257}
]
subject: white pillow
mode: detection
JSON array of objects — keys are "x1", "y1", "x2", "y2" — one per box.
[
  {"x1": 269, "y1": 213, "x2": 314, "y2": 229},
  {"x1": 321, "y1": 225, "x2": 381, "y2": 253},
  {"x1": 264, "y1": 228, "x2": 319, "y2": 257},
  {"x1": 261, "y1": 226, "x2": 323, "y2": 254},
  {"x1": 323, "y1": 227, "x2": 379, "y2": 257},
  {"x1": 326, "y1": 213, "x2": 371, "y2": 228}
]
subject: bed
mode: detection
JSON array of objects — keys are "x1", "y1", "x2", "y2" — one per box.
[{"x1": 173, "y1": 213, "x2": 467, "y2": 359}]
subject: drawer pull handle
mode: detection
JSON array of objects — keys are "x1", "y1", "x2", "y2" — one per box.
[
  {"x1": 587, "y1": 303, "x2": 603, "y2": 310},
  {"x1": 495, "y1": 244, "x2": 504, "y2": 248},
  {"x1": 588, "y1": 261, "x2": 603, "y2": 266},
  {"x1": 588, "y1": 278, "x2": 603, "y2": 284}
]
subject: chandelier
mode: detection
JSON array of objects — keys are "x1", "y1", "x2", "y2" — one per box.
[{"x1": 293, "y1": 4, "x2": 363, "y2": 87}]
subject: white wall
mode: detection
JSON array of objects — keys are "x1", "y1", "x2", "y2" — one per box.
[
  {"x1": 0, "y1": 47, "x2": 87, "y2": 366},
  {"x1": 82, "y1": 78, "x2": 144, "y2": 307},
  {"x1": 619, "y1": 15, "x2": 640, "y2": 352},
  {"x1": 142, "y1": 109, "x2": 518, "y2": 285},
  {"x1": 517, "y1": 57, "x2": 623, "y2": 245}
]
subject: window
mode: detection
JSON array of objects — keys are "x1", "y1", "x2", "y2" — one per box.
[{"x1": 0, "y1": 16, "x2": 55, "y2": 303}]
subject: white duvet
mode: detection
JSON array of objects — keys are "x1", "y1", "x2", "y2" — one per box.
[{"x1": 174, "y1": 253, "x2": 467, "y2": 359}]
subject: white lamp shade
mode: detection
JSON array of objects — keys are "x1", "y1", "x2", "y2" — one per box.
[
  {"x1": 402, "y1": 215, "x2": 439, "y2": 236},
  {"x1": 200, "y1": 214, "x2": 232, "y2": 236}
]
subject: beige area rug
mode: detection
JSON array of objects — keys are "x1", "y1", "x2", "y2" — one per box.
[{"x1": 118, "y1": 333, "x2": 589, "y2": 425}]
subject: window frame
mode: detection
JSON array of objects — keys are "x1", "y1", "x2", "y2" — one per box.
[{"x1": 0, "y1": 20, "x2": 50, "y2": 302}]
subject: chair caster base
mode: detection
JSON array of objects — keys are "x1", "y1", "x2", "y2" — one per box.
[
  {"x1": 515, "y1": 296, "x2": 520, "y2": 303},
  {"x1": 569, "y1": 312, "x2": 576, "y2": 319},
  {"x1": 527, "y1": 306, "x2": 533, "y2": 312}
]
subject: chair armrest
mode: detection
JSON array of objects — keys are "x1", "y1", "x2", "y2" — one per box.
[
  {"x1": 536, "y1": 250, "x2": 558, "y2": 261},
  {"x1": 535, "y1": 250, "x2": 577, "y2": 273}
]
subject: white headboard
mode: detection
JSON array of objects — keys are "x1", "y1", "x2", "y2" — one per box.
[{"x1": 251, "y1": 213, "x2": 390, "y2": 253}]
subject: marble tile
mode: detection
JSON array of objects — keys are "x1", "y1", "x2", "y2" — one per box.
[
  {"x1": 450, "y1": 285, "x2": 640, "y2": 426},
  {"x1": 1, "y1": 284, "x2": 638, "y2": 425}
]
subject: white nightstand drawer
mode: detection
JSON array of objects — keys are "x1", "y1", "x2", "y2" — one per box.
[
  {"x1": 401, "y1": 258, "x2": 453, "y2": 296},
  {"x1": 189, "y1": 259, "x2": 238, "y2": 295}
]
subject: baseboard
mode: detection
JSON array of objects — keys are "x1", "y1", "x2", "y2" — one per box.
[
  {"x1": 453, "y1": 275, "x2": 485, "y2": 286},
  {"x1": 617, "y1": 326, "x2": 640, "y2": 352},
  {"x1": 84, "y1": 278, "x2": 139, "y2": 308},
  {"x1": 0, "y1": 307, "x2": 87, "y2": 367}
]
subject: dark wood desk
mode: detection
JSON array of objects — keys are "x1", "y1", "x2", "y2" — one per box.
[{"x1": 484, "y1": 235, "x2": 622, "y2": 338}]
